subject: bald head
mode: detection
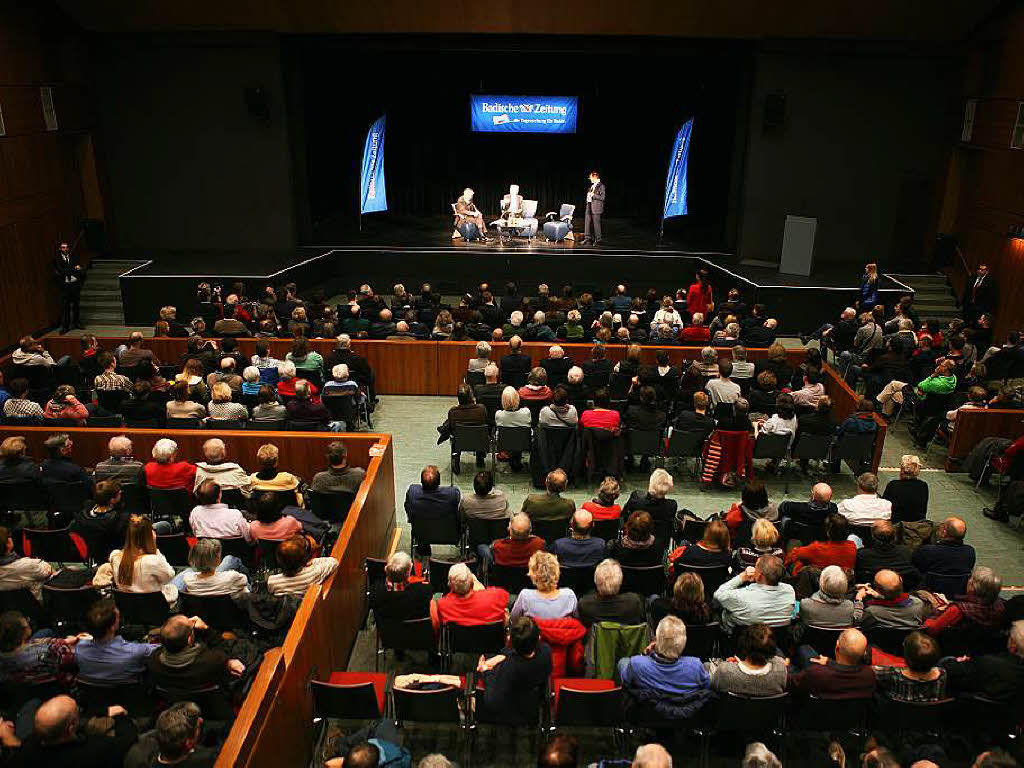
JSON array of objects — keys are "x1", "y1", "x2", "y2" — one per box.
[
  {"x1": 874, "y1": 569, "x2": 903, "y2": 599},
  {"x1": 509, "y1": 513, "x2": 532, "y2": 540},
  {"x1": 34, "y1": 695, "x2": 79, "y2": 744},
  {"x1": 811, "y1": 483, "x2": 832, "y2": 503},
  {"x1": 570, "y1": 509, "x2": 593, "y2": 537},
  {"x1": 941, "y1": 517, "x2": 967, "y2": 542},
  {"x1": 835, "y1": 628, "x2": 868, "y2": 665}
]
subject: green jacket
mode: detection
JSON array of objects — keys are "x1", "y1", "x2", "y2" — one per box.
[
  {"x1": 587, "y1": 621, "x2": 649, "y2": 681},
  {"x1": 916, "y1": 373, "x2": 956, "y2": 398}
]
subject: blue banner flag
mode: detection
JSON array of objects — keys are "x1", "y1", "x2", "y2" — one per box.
[
  {"x1": 662, "y1": 118, "x2": 693, "y2": 220},
  {"x1": 360, "y1": 114, "x2": 387, "y2": 215},
  {"x1": 470, "y1": 95, "x2": 578, "y2": 134}
]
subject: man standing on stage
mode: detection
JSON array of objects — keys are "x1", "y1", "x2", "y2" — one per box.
[
  {"x1": 455, "y1": 188, "x2": 488, "y2": 242},
  {"x1": 961, "y1": 262, "x2": 997, "y2": 323},
  {"x1": 582, "y1": 170, "x2": 605, "y2": 246},
  {"x1": 54, "y1": 241, "x2": 85, "y2": 333}
]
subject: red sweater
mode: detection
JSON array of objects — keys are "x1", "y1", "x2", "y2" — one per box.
[
  {"x1": 784, "y1": 540, "x2": 857, "y2": 574},
  {"x1": 144, "y1": 460, "x2": 197, "y2": 491},
  {"x1": 581, "y1": 409, "x2": 621, "y2": 431},
  {"x1": 679, "y1": 326, "x2": 711, "y2": 345},
  {"x1": 686, "y1": 283, "x2": 714, "y2": 317}
]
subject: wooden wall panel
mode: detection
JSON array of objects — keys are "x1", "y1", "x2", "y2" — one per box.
[{"x1": 945, "y1": 409, "x2": 1024, "y2": 465}]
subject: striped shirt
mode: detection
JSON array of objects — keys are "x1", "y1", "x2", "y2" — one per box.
[
  {"x1": 3, "y1": 399, "x2": 44, "y2": 418},
  {"x1": 267, "y1": 557, "x2": 338, "y2": 596},
  {"x1": 207, "y1": 401, "x2": 249, "y2": 420},
  {"x1": 95, "y1": 371, "x2": 132, "y2": 392}
]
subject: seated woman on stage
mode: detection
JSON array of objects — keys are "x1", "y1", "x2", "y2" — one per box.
[{"x1": 455, "y1": 187, "x2": 488, "y2": 242}]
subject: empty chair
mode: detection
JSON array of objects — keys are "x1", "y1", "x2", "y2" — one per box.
[
  {"x1": 178, "y1": 592, "x2": 250, "y2": 632},
  {"x1": 46, "y1": 480, "x2": 91, "y2": 520},
  {"x1": 113, "y1": 588, "x2": 170, "y2": 628},
  {"x1": 465, "y1": 517, "x2": 508, "y2": 553},
  {"x1": 375, "y1": 616, "x2": 437, "y2": 671},
  {"x1": 865, "y1": 626, "x2": 913, "y2": 656},
  {"x1": 444, "y1": 620, "x2": 506, "y2": 666},
  {"x1": 308, "y1": 490, "x2": 356, "y2": 524},
  {"x1": 799, "y1": 625, "x2": 848, "y2": 659},
  {"x1": 312, "y1": 672, "x2": 387, "y2": 721},
  {"x1": 665, "y1": 430, "x2": 707, "y2": 477},
  {"x1": 392, "y1": 680, "x2": 465, "y2": 747},
  {"x1": 591, "y1": 518, "x2": 620, "y2": 543},
  {"x1": 707, "y1": 692, "x2": 789, "y2": 758},
  {"x1": 877, "y1": 697, "x2": 956, "y2": 735},
  {"x1": 559, "y1": 564, "x2": 597, "y2": 595},
  {"x1": 365, "y1": 556, "x2": 387, "y2": 621},
  {"x1": 681, "y1": 622, "x2": 721, "y2": 661},
  {"x1": 0, "y1": 480, "x2": 49, "y2": 519},
  {"x1": 626, "y1": 429, "x2": 663, "y2": 463},
  {"x1": 86, "y1": 415, "x2": 124, "y2": 427},
  {"x1": 156, "y1": 533, "x2": 192, "y2": 567},
  {"x1": 753, "y1": 432, "x2": 791, "y2": 467},
  {"x1": 833, "y1": 432, "x2": 876, "y2": 472},
  {"x1": 0, "y1": 587, "x2": 47, "y2": 627},
  {"x1": 792, "y1": 433, "x2": 834, "y2": 468},
  {"x1": 543, "y1": 203, "x2": 576, "y2": 242},
  {"x1": 620, "y1": 564, "x2": 667, "y2": 597},
  {"x1": 451, "y1": 425, "x2": 492, "y2": 476},
  {"x1": 23, "y1": 527, "x2": 86, "y2": 564},
  {"x1": 488, "y1": 563, "x2": 530, "y2": 593},
  {"x1": 149, "y1": 488, "x2": 192, "y2": 525},
  {"x1": 495, "y1": 426, "x2": 532, "y2": 461},
  {"x1": 42, "y1": 584, "x2": 101, "y2": 633}
]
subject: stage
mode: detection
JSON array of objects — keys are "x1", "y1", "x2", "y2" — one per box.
[{"x1": 117, "y1": 217, "x2": 912, "y2": 329}]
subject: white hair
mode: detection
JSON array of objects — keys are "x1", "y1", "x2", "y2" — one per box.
[
  {"x1": 534, "y1": 311, "x2": 546, "y2": 324},
  {"x1": 447, "y1": 563, "x2": 475, "y2": 596},
  {"x1": 202, "y1": 438, "x2": 226, "y2": 462},
  {"x1": 332, "y1": 363, "x2": 350, "y2": 381},
  {"x1": 476, "y1": 341, "x2": 491, "y2": 358},
  {"x1": 648, "y1": 468, "x2": 673, "y2": 498},
  {"x1": 567, "y1": 365, "x2": 583, "y2": 384},
  {"x1": 549, "y1": 345, "x2": 564, "y2": 359},
  {"x1": 242, "y1": 366, "x2": 260, "y2": 382},
  {"x1": 654, "y1": 615, "x2": 687, "y2": 660},
  {"x1": 594, "y1": 559, "x2": 623, "y2": 597},
  {"x1": 152, "y1": 438, "x2": 177, "y2": 463},
  {"x1": 819, "y1": 565, "x2": 848, "y2": 599},
  {"x1": 385, "y1": 551, "x2": 413, "y2": 583},
  {"x1": 278, "y1": 360, "x2": 296, "y2": 379},
  {"x1": 108, "y1": 436, "x2": 132, "y2": 456},
  {"x1": 463, "y1": 188, "x2": 473, "y2": 198},
  {"x1": 511, "y1": 310, "x2": 524, "y2": 325},
  {"x1": 743, "y1": 743, "x2": 781, "y2": 768},
  {"x1": 337, "y1": 333, "x2": 352, "y2": 349},
  {"x1": 634, "y1": 744, "x2": 672, "y2": 768}
]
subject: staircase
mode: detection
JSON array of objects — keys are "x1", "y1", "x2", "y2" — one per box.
[
  {"x1": 79, "y1": 259, "x2": 146, "y2": 330},
  {"x1": 889, "y1": 274, "x2": 960, "y2": 324}
]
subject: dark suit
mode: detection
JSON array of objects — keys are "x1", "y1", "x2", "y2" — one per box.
[
  {"x1": 584, "y1": 181, "x2": 606, "y2": 244},
  {"x1": 962, "y1": 274, "x2": 997, "y2": 322},
  {"x1": 500, "y1": 352, "x2": 533, "y2": 387},
  {"x1": 54, "y1": 252, "x2": 84, "y2": 331}
]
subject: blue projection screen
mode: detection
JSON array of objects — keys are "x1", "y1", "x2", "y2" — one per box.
[{"x1": 470, "y1": 95, "x2": 578, "y2": 134}]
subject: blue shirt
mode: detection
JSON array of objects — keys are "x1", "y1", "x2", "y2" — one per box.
[
  {"x1": 620, "y1": 653, "x2": 710, "y2": 696},
  {"x1": 405, "y1": 484, "x2": 461, "y2": 529},
  {"x1": 76, "y1": 635, "x2": 158, "y2": 684},
  {"x1": 0, "y1": 389, "x2": 9, "y2": 408},
  {"x1": 547, "y1": 536, "x2": 607, "y2": 569}
]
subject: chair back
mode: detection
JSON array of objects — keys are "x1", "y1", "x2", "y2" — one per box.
[
  {"x1": 674, "y1": 513, "x2": 707, "y2": 544},
  {"x1": 666, "y1": 429, "x2": 707, "y2": 458},
  {"x1": 0, "y1": 480, "x2": 49, "y2": 512},
  {"x1": 865, "y1": 626, "x2": 913, "y2": 655},
  {"x1": 532, "y1": 518, "x2": 569, "y2": 546},
  {"x1": 753, "y1": 432, "x2": 790, "y2": 460},
  {"x1": 922, "y1": 570, "x2": 970, "y2": 597},
  {"x1": 286, "y1": 420, "x2": 328, "y2": 431},
  {"x1": 247, "y1": 419, "x2": 286, "y2": 430},
  {"x1": 675, "y1": 562, "x2": 731, "y2": 597},
  {"x1": 24, "y1": 527, "x2": 86, "y2": 563},
  {"x1": 833, "y1": 431, "x2": 876, "y2": 463},
  {"x1": 608, "y1": 372, "x2": 632, "y2": 400},
  {"x1": 465, "y1": 517, "x2": 507, "y2": 550},
  {"x1": 96, "y1": 389, "x2": 127, "y2": 413},
  {"x1": 496, "y1": 425, "x2": 532, "y2": 453},
  {"x1": 113, "y1": 588, "x2": 171, "y2": 627},
  {"x1": 309, "y1": 490, "x2": 356, "y2": 524},
  {"x1": 583, "y1": 372, "x2": 610, "y2": 392},
  {"x1": 523, "y1": 200, "x2": 539, "y2": 218},
  {"x1": 799, "y1": 625, "x2": 848, "y2": 658},
  {"x1": 465, "y1": 370, "x2": 485, "y2": 387},
  {"x1": 77, "y1": 679, "x2": 149, "y2": 716},
  {"x1": 627, "y1": 428, "x2": 663, "y2": 457},
  {"x1": 620, "y1": 564, "x2": 667, "y2": 597},
  {"x1": 157, "y1": 533, "x2": 192, "y2": 567},
  {"x1": 487, "y1": 563, "x2": 530, "y2": 593},
  {"x1": 124, "y1": 419, "x2": 161, "y2": 429},
  {"x1": 393, "y1": 683, "x2": 461, "y2": 724},
  {"x1": 553, "y1": 679, "x2": 621, "y2": 726},
  {"x1": 559, "y1": 203, "x2": 576, "y2": 219},
  {"x1": 452, "y1": 424, "x2": 491, "y2": 455},
  {"x1": 322, "y1": 392, "x2": 359, "y2": 424},
  {"x1": 179, "y1": 592, "x2": 250, "y2": 631},
  {"x1": 410, "y1": 512, "x2": 461, "y2": 549},
  {"x1": 377, "y1": 616, "x2": 436, "y2": 654},
  {"x1": 558, "y1": 564, "x2": 597, "y2": 595},
  {"x1": 878, "y1": 697, "x2": 956, "y2": 732},
  {"x1": 783, "y1": 519, "x2": 823, "y2": 546},
  {"x1": 714, "y1": 692, "x2": 790, "y2": 732},
  {"x1": 257, "y1": 538, "x2": 284, "y2": 569},
  {"x1": 205, "y1": 419, "x2": 245, "y2": 430},
  {"x1": 365, "y1": 557, "x2": 387, "y2": 614},
  {"x1": 311, "y1": 678, "x2": 384, "y2": 719},
  {"x1": 792, "y1": 433, "x2": 834, "y2": 461},
  {"x1": 46, "y1": 480, "x2": 91, "y2": 515},
  {"x1": 445, "y1": 620, "x2": 506, "y2": 656},
  {"x1": 42, "y1": 584, "x2": 101, "y2": 631},
  {"x1": 591, "y1": 517, "x2": 620, "y2": 543},
  {"x1": 429, "y1": 557, "x2": 476, "y2": 596},
  {"x1": 149, "y1": 487, "x2": 193, "y2": 523},
  {"x1": 0, "y1": 587, "x2": 46, "y2": 626},
  {"x1": 796, "y1": 695, "x2": 872, "y2": 732},
  {"x1": 682, "y1": 622, "x2": 721, "y2": 660},
  {"x1": 86, "y1": 415, "x2": 124, "y2": 427}
]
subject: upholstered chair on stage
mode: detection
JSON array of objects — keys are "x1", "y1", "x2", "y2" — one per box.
[
  {"x1": 521, "y1": 200, "x2": 540, "y2": 239},
  {"x1": 544, "y1": 204, "x2": 576, "y2": 242}
]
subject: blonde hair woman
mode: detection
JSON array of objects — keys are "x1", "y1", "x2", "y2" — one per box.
[
  {"x1": 494, "y1": 385, "x2": 531, "y2": 471},
  {"x1": 509, "y1": 551, "x2": 576, "y2": 621},
  {"x1": 733, "y1": 518, "x2": 784, "y2": 569},
  {"x1": 881, "y1": 453, "x2": 929, "y2": 523},
  {"x1": 207, "y1": 381, "x2": 249, "y2": 421}
]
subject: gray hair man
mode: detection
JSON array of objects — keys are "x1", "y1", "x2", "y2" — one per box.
[
  {"x1": 633, "y1": 743, "x2": 673, "y2": 768},
  {"x1": 837, "y1": 472, "x2": 893, "y2": 527},
  {"x1": 94, "y1": 435, "x2": 145, "y2": 484},
  {"x1": 617, "y1": 615, "x2": 709, "y2": 695},
  {"x1": 194, "y1": 437, "x2": 252, "y2": 495},
  {"x1": 714, "y1": 555, "x2": 795, "y2": 634},
  {"x1": 577, "y1": 558, "x2": 647, "y2": 626}
]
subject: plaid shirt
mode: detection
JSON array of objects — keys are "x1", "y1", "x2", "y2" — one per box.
[
  {"x1": 94, "y1": 371, "x2": 132, "y2": 391},
  {"x1": 3, "y1": 399, "x2": 44, "y2": 418}
]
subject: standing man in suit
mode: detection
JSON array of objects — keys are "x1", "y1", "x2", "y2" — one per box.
[
  {"x1": 582, "y1": 170, "x2": 605, "y2": 246},
  {"x1": 962, "y1": 263, "x2": 997, "y2": 323},
  {"x1": 54, "y1": 241, "x2": 85, "y2": 333}
]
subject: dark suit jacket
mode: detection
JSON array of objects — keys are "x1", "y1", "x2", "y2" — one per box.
[
  {"x1": 54, "y1": 254, "x2": 84, "y2": 293},
  {"x1": 41, "y1": 457, "x2": 94, "y2": 494},
  {"x1": 855, "y1": 543, "x2": 918, "y2": 584},
  {"x1": 587, "y1": 182, "x2": 606, "y2": 215},
  {"x1": 942, "y1": 652, "x2": 1024, "y2": 702},
  {"x1": 540, "y1": 357, "x2": 572, "y2": 383},
  {"x1": 672, "y1": 410, "x2": 714, "y2": 441},
  {"x1": 500, "y1": 352, "x2": 533, "y2": 383},
  {"x1": 964, "y1": 275, "x2": 997, "y2": 312},
  {"x1": 405, "y1": 485, "x2": 461, "y2": 531}
]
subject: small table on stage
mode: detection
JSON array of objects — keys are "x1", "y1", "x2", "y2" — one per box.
[{"x1": 491, "y1": 215, "x2": 527, "y2": 244}]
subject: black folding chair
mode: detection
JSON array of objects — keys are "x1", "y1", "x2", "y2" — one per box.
[
  {"x1": 706, "y1": 692, "x2": 790, "y2": 762},
  {"x1": 0, "y1": 587, "x2": 46, "y2": 627},
  {"x1": 286, "y1": 420, "x2": 328, "y2": 432},
  {"x1": 680, "y1": 622, "x2": 721, "y2": 661},
  {"x1": 96, "y1": 389, "x2": 128, "y2": 413},
  {"x1": 559, "y1": 564, "x2": 597, "y2": 595},
  {"x1": 312, "y1": 674, "x2": 387, "y2": 721},
  {"x1": 23, "y1": 527, "x2": 86, "y2": 564},
  {"x1": 309, "y1": 490, "x2": 356, "y2": 524},
  {"x1": 792, "y1": 695, "x2": 871, "y2": 735},
  {"x1": 877, "y1": 697, "x2": 956, "y2": 735},
  {"x1": 865, "y1": 626, "x2": 913, "y2": 655},
  {"x1": 124, "y1": 419, "x2": 161, "y2": 429},
  {"x1": 444, "y1": 620, "x2": 506, "y2": 669},
  {"x1": 531, "y1": 518, "x2": 568, "y2": 546},
  {"x1": 620, "y1": 564, "x2": 667, "y2": 597},
  {"x1": 86, "y1": 415, "x2": 124, "y2": 427},
  {"x1": 178, "y1": 592, "x2": 250, "y2": 632},
  {"x1": 451, "y1": 424, "x2": 493, "y2": 479},
  {"x1": 215, "y1": 535, "x2": 255, "y2": 566},
  {"x1": 247, "y1": 419, "x2": 287, "y2": 431},
  {"x1": 113, "y1": 588, "x2": 170, "y2": 628},
  {"x1": 665, "y1": 429, "x2": 707, "y2": 477},
  {"x1": 42, "y1": 584, "x2": 101, "y2": 633},
  {"x1": 488, "y1": 563, "x2": 530, "y2": 593},
  {"x1": 792, "y1": 433, "x2": 834, "y2": 477},
  {"x1": 465, "y1": 518, "x2": 507, "y2": 553},
  {"x1": 205, "y1": 419, "x2": 246, "y2": 430},
  {"x1": 753, "y1": 432, "x2": 792, "y2": 490},
  {"x1": 833, "y1": 431, "x2": 876, "y2": 473},
  {"x1": 166, "y1": 417, "x2": 203, "y2": 429},
  {"x1": 626, "y1": 429, "x2": 663, "y2": 462},
  {"x1": 674, "y1": 513, "x2": 707, "y2": 547},
  {"x1": 551, "y1": 678, "x2": 625, "y2": 751},
  {"x1": 410, "y1": 513, "x2": 462, "y2": 557},
  {"x1": 675, "y1": 562, "x2": 731, "y2": 598},
  {"x1": 799, "y1": 625, "x2": 848, "y2": 658},
  {"x1": 922, "y1": 570, "x2": 970, "y2": 597},
  {"x1": 149, "y1": 488, "x2": 193, "y2": 525},
  {"x1": 375, "y1": 616, "x2": 437, "y2": 671},
  {"x1": 322, "y1": 392, "x2": 360, "y2": 430},
  {"x1": 0, "y1": 480, "x2": 49, "y2": 520},
  {"x1": 157, "y1": 533, "x2": 192, "y2": 567},
  {"x1": 45, "y1": 480, "x2": 91, "y2": 521},
  {"x1": 495, "y1": 426, "x2": 532, "y2": 465}
]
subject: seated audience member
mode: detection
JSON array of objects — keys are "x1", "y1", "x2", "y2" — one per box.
[
  {"x1": 8, "y1": 693, "x2": 136, "y2": 768},
  {"x1": 447, "y1": 384, "x2": 488, "y2": 473},
  {"x1": 733, "y1": 519, "x2": 784, "y2": 570},
  {"x1": 876, "y1": 359, "x2": 957, "y2": 418},
  {"x1": 12, "y1": 336, "x2": 55, "y2": 367},
  {"x1": 785, "y1": 512, "x2": 857, "y2": 574},
  {"x1": 118, "y1": 380, "x2": 163, "y2": 424},
  {"x1": 189, "y1": 480, "x2": 252, "y2": 542},
  {"x1": 166, "y1": 379, "x2": 206, "y2": 421},
  {"x1": 792, "y1": 368, "x2": 825, "y2": 410},
  {"x1": 3, "y1": 377, "x2": 44, "y2": 419},
  {"x1": 194, "y1": 438, "x2": 253, "y2": 496},
  {"x1": 148, "y1": 614, "x2": 245, "y2": 706},
  {"x1": 716, "y1": 397, "x2": 753, "y2": 432},
  {"x1": 437, "y1": 562, "x2": 509, "y2": 626},
  {"x1": 405, "y1": 465, "x2": 460, "y2": 555},
  {"x1": 248, "y1": 492, "x2": 303, "y2": 542},
  {"x1": 925, "y1": 566, "x2": 1005, "y2": 637},
  {"x1": 94, "y1": 351, "x2": 132, "y2": 393},
  {"x1": 372, "y1": 551, "x2": 432, "y2": 625},
  {"x1": 582, "y1": 343, "x2": 612, "y2": 378},
  {"x1": 322, "y1": 363, "x2": 360, "y2": 399},
  {"x1": 741, "y1": 317, "x2": 779, "y2": 348},
  {"x1": 607, "y1": 510, "x2": 661, "y2": 567},
  {"x1": 581, "y1": 388, "x2": 622, "y2": 432},
  {"x1": 798, "y1": 396, "x2": 835, "y2": 437},
  {"x1": 538, "y1": 386, "x2": 579, "y2": 428},
  {"x1": 206, "y1": 357, "x2": 242, "y2": 394},
  {"x1": 0, "y1": 610, "x2": 77, "y2": 690},
  {"x1": 836, "y1": 397, "x2": 879, "y2": 439},
  {"x1": 240, "y1": 366, "x2": 262, "y2": 399},
  {"x1": 176, "y1": 538, "x2": 249, "y2": 597},
  {"x1": 518, "y1": 366, "x2": 554, "y2": 404},
  {"x1": 748, "y1": 371, "x2": 778, "y2": 418},
  {"x1": 679, "y1": 313, "x2": 711, "y2": 345},
  {"x1": 76, "y1": 599, "x2": 157, "y2": 684},
  {"x1": 130, "y1": 701, "x2": 217, "y2": 768},
  {"x1": 725, "y1": 478, "x2": 778, "y2": 543},
  {"x1": 650, "y1": 572, "x2": 712, "y2": 629},
  {"x1": 522, "y1": 469, "x2": 575, "y2": 522},
  {"x1": 108, "y1": 516, "x2": 177, "y2": 604},
  {"x1": 145, "y1": 438, "x2": 197, "y2": 490},
  {"x1": 941, "y1": 620, "x2": 1024, "y2": 702},
  {"x1": 276, "y1": 360, "x2": 312, "y2": 401},
  {"x1": 798, "y1": 565, "x2": 855, "y2": 630},
  {"x1": 622, "y1": 468, "x2": 677, "y2": 535},
  {"x1": 474, "y1": 617, "x2": 553, "y2": 725},
  {"x1": 582, "y1": 476, "x2": 622, "y2": 521},
  {"x1": 855, "y1": 520, "x2": 916, "y2": 585},
  {"x1": 286, "y1": 335, "x2": 323, "y2": 372},
  {"x1": 285, "y1": 379, "x2": 329, "y2": 425},
  {"x1": 912, "y1": 516, "x2": 975, "y2": 578},
  {"x1": 311, "y1": 440, "x2": 366, "y2": 494},
  {"x1": 778, "y1": 482, "x2": 837, "y2": 531},
  {"x1": 708, "y1": 623, "x2": 787, "y2": 696},
  {"x1": 267, "y1": 534, "x2": 339, "y2": 596},
  {"x1": 625, "y1": 386, "x2": 666, "y2": 440},
  {"x1": 714, "y1": 555, "x2": 795, "y2": 634},
  {"x1": 251, "y1": 384, "x2": 287, "y2": 421},
  {"x1": 510, "y1": 551, "x2": 577, "y2": 621},
  {"x1": 757, "y1": 392, "x2": 798, "y2": 449},
  {"x1": 730, "y1": 345, "x2": 755, "y2": 385},
  {"x1": 672, "y1": 391, "x2": 715, "y2": 442},
  {"x1": 540, "y1": 345, "x2": 573, "y2": 384},
  {"x1": 854, "y1": 569, "x2": 928, "y2": 631},
  {"x1": 873, "y1": 631, "x2": 948, "y2": 702},
  {"x1": 251, "y1": 341, "x2": 281, "y2": 383},
  {"x1": 0, "y1": 436, "x2": 40, "y2": 487},
  {"x1": 577, "y1": 559, "x2": 646, "y2": 626},
  {"x1": 706, "y1": 358, "x2": 741, "y2": 409},
  {"x1": 672, "y1": 519, "x2": 733, "y2": 570},
  {"x1": 0, "y1": 526, "x2": 53, "y2": 600},
  {"x1": 249, "y1": 443, "x2": 304, "y2": 505},
  {"x1": 175, "y1": 359, "x2": 210, "y2": 404},
  {"x1": 548, "y1": 509, "x2": 606, "y2": 568},
  {"x1": 207, "y1": 381, "x2": 249, "y2": 422},
  {"x1": 41, "y1": 433, "x2": 93, "y2": 493},
  {"x1": 618, "y1": 615, "x2": 711, "y2": 696},
  {"x1": 459, "y1": 470, "x2": 509, "y2": 521},
  {"x1": 789, "y1": 628, "x2": 876, "y2": 699},
  {"x1": 837, "y1": 472, "x2": 892, "y2": 526},
  {"x1": 72, "y1": 480, "x2": 130, "y2": 563},
  {"x1": 488, "y1": 513, "x2": 546, "y2": 568},
  {"x1": 500, "y1": 334, "x2": 532, "y2": 383},
  {"x1": 43, "y1": 385, "x2": 89, "y2": 425}
]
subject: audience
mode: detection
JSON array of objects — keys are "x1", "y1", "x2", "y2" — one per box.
[
  {"x1": 837, "y1": 472, "x2": 892, "y2": 526},
  {"x1": 521, "y1": 469, "x2": 575, "y2": 521},
  {"x1": 577, "y1": 559, "x2": 646, "y2": 626},
  {"x1": 189, "y1": 479, "x2": 252, "y2": 542},
  {"x1": 194, "y1": 437, "x2": 253, "y2": 495},
  {"x1": 266, "y1": 534, "x2": 338, "y2": 596},
  {"x1": 509, "y1": 551, "x2": 577, "y2": 621},
  {"x1": 797, "y1": 565, "x2": 855, "y2": 630},
  {"x1": 618, "y1": 615, "x2": 710, "y2": 696},
  {"x1": 708, "y1": 623, "x2": 787, "y2": 696},
  {"x1": 145, "y1": 438, "x2": 197, "y2": 490},
  {"x1": 854, "y1": 569, "x2": 928, "y2": 631},
  {"x1": 714, "y1": 555, "x2": 795, "y2": 634},
  {"x1": 547, "y1": 509, "x2": 606, "y2": 568},
  {"x1": 0, "y1": 525, "x2": 53, "y2": 599},
  {"x1": 784, "y1": 512, "x2": 857, "y2": 574},
  {"x1": 912, "y1": 516, "x2": 976, "y2": 579}
]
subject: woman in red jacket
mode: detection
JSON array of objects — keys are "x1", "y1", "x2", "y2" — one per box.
[
  {"x1": 784, "y1": 512, "x2": 857, "y2": 574},
  {"x1": 685, "y1": 270, "x2": 714, "y2": 320}
]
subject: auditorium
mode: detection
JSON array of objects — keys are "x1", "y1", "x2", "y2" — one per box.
[{"x1": 1, "y1": 2, "x2": 1024, "y2": 767}]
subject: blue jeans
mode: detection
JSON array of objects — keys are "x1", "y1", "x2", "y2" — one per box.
[
  {"x1": 459, "y1": 221, "x2": 481, "y2": 240},
  {"x1": 172, "y1": 554, "x2": 247, "y2": 591},
  {"x1": 153, "y1": 520, "x2": 173, "y2": 535}
]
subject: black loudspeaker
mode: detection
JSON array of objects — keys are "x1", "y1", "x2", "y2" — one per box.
[
  {"x1": 81, "y1": 219, "x2": 106, "y2": 252},
  {"x1": 244, "y1": 87, "x2": 270, "y2": 122},
  {"x1": 763, "y1": 92, "x2": 786, "y2": 133}
]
